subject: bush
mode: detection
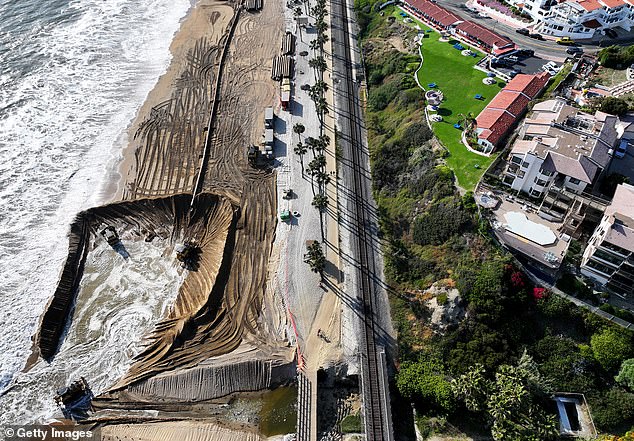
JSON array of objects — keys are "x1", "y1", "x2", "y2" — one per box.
[
  {"x1": 372, "y1": 140, "x2": 409, "y2": 191},
  {"x1": 616, "y1": 359, "x2": 634, "y2": 390},
  {"x1": 368, "y1": 80, "x2": 399, "y2": 110},
  {"x1": 598, "y1": 97, "x2": 630, "y2": 116},
  {"x1": 598, "y1": 45, "x2": 634, "y2": 69},
  {"x1": 591, "y1": 327, "x2": 634, "y2": 372},
  {"x1": 590, "y1": 388, "x2": 634, "y2": 431},
  {"x1": 401, "y1": 122, "x2": 433, "y2": 148},
  {"x1": 412, "y1": 199, "x2": 471, "y2": 246},
  {"x1": 340, "y1": 413, "x2": 363, "y2": 433},
  {"x1": 396, "y1": 356, "x2": 455, "y2": 412}
]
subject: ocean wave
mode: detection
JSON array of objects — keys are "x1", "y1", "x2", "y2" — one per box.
[{"x1": 0, "y1": 0, "x2": 189, "y2": 421}]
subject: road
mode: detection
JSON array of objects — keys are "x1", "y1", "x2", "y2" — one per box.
[
  {"x1": 330, "y1": 0, "x2": 396, "y2": 438},
  {"x1": 437, "y1": 0, "x2": 634, "y2": 60}
]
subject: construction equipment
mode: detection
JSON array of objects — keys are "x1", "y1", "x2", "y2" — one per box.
[
  {"x1": 100, "y1": 225, "x2": 119, "y2": 246},
  {"x1": 280, "y1": 209, "x2": 291, "y2": 221},
  {"x1": 175, "y1": 239, "x2": 201, "y2": 269},
  {"x1": 54, "y1": 377, "x2": 93, "y2": 420}
]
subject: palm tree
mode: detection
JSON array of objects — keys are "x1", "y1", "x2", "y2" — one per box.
[
  {"x1": 305, "y1": 136, "x2": 317, "y2": 156},
  {"x1": 303, "y1": 241, "x2": 325, "y2": 274},
  {"x1": 309, "y1": 39, "x2": 320, "y2": 52},
  {"x1": 293, "y1": 122, "x2": 305, "y2": 139},
  {"x1": 294, "y1": 141, "x2": 307, "y2": 175},
  {"x1": 312, "y1": 193, "x2": 328, "y2": 211},
  {"x1": 294, "y1": 6, "x2": 302, "y2": 17}
]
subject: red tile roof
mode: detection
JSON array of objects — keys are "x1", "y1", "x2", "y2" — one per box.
[
  {"x1": 573, "y1": 0, "x2": 603, "y2": 11},
  {"x1": 487, "y1": 91, "x2": 530, "y2": 117},
  {"x1": 406, "y1": 0, "x2": 460, "y2": 26},
  {"x1": 505, "y1": 72, "x2": 551, "y2": 99},
  {"x1": 475, "y1": 73, "x2": 550, "y2": 149},
  {"x1": 476, "y1": 109, "x2": 516, "y2": 145},
  {"x1": 599, "y1": 0, "x2": 624, "y2": 7},
  {"x1": 455, "y1": 21, "x2": 513, "y2": 49}
]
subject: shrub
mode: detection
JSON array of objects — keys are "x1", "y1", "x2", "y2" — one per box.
[
  {"x1": 598, "y1": 97, "x2": 630, "y2": 116},
  {"x1": 396, "y1": 356, "x2": 455, "y2": 412},
  {"x1": 591, "y1": 327, "x2": 634, "y2": 372},
  {"x1": 401, "y1": 122, "x2": 433, "y2": 148},
  {"x1": 616, "y1": 359, "x2": 634, "y2": 390},
  {"x1": 598, "y1": 45, "x2": 634, "y2": 69},
  {"x1": 368, "y1": 80, "x2": 399, "y2": 110},
  {"x1": 412, "y1": 199, "x2": 471, "y2": 246},
  {"x1": 590, "y1": 388, "x2": 634, "y2": 431}
]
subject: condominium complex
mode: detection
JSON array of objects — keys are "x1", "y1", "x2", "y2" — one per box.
[
  {"x1": 502, "y1": 99, "x2": 619, "y2": 199},
  {"x1": 581, "y1": 183, "x2": 634, "y2": 297},
  {"x1": 509, "y1": 0, "x2": 634, "y2": 38}
]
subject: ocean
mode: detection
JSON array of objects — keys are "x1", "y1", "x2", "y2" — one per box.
[{"x1": 0, "y1": 0, "x2": 190, "y2": 422}]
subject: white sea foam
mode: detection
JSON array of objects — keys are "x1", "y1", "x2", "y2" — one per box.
[{"x1": 0, "y1": 0, "x2": 190, "y2": 422}]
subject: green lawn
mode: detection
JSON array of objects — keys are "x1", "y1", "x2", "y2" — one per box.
[{"x1": 416, "y1": 32, "x2": 502, "y2": 189}]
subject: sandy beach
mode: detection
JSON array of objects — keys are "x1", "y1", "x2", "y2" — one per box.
[{"x1": 108, "y1": 0, "x2": 235, "y2": 202}]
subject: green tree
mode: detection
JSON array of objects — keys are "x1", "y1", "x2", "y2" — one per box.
[
  {"x1": 452, "y1": 356, "x2": 558, "y2": 441},
  {"x1": 304, "y1": 241, "x2": 325, "y2": 274},
  {"x1": 591, "y1": 327, "x2": 634, "y2": 372},
  {"x1": 617, "y1": 359, "x2": 634, "y2": 390},
  {"x1": 312, "y1": 193, "x2": 328, "y2": 211},
  {"x1": 293, "y1": 122, "x2": 305, "y2": 138},
  {"x1": 397, "y1": 356, "x2": 455, "y2": 412},
  {"x1": 598, "y1": 96, "x2": 630, "y2": 116}
]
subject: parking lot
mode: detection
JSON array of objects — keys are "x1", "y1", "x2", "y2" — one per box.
[{"x1": 493, "y1": 51, "x2": 562, "y2": 77}]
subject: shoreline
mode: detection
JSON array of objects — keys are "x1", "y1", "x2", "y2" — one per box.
[{"x1": 102, "y1": 0, "x2": 233, "y2": 204}]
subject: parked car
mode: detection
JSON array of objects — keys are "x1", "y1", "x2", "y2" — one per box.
[
  {"x1": 529, "y1": 33, "x2": 544, "y2": 40},
  {"x1": 506, "y1": 55, "x2": 519, "y2": 63},
  {"x1": 566, "y1": 46, "x2": 584, "y2": 55},
  {"x1": 300, "y1": 84, "x2": 311, "y2": 91},
  {"x1": 520, "y1": 49, "x2": 535, "y2": 57},
  {"x1": 516, "y1": 28, "x2": 530, "y2": 36},
  {"x1": 556, "y1": 36, "x2": 575, "y2": 45},
  {"x1": 605, "y1": 28, "x2": 618, "y2": 38}
]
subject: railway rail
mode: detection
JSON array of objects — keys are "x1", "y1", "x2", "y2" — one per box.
[{"x1": 330, "y1": 0, "x2": 394, "y2": 438}]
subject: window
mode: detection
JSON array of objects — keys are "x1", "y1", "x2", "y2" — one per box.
[
  {"x1": 529, "y1": 188, "x2": 542, "y2": 198},
  {"x1": 539, "y1": 168, "x2": 554, "y2": 177},
  {"x1": 534, "y1": 178, "x2": 548, "y2": 186},
  {"x1": 503, "y1": 175, "x2": 515, "y2": 185},
  {"x1": 511, "y1": 156, "x2": 523, "y2": 165},
  {"x1": 587, "y1": 259, "x2": 615, "y2": 275},
  {"x1": 522, "y1": 161, "x2": 530, "y2": 168},
  {"x1": 568, "y1": 177, "x2": 581, "y2": 185},
  {"x1": 594, "y1": 249, "x2": 622, "y2": 266},
  {"x1": 518, "y1": 170, "x2": 526, "y2": 178}
]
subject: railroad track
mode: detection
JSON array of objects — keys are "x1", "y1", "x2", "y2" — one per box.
[{"x1": 330, "y1": 0, "x2": 393, "y2": 438}]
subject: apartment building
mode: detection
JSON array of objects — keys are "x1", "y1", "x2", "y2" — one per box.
[
  {"x1": 516, "y1": 0, "x2": 634, "y2": 38},
  {"x1": 503, "y1": 99, "x2": 619, "y2": 197},
  {"x1": 581, "y1": 183, "x2": 634, "y2": 297}
]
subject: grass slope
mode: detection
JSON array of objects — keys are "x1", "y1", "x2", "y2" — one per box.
[{"x1": 416, "y1": 32, "x2": 500, "y2": 189}]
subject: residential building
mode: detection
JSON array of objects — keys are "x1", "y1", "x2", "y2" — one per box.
[
  {"x1": 502, "y1": 99, "x2": 618, "y2": 235},
  {"x1": 503, "y1": 99, "x2": 618, "y2": 196},
  {"x1": 403, "y1": 0, "x2": 516, "y2": 55},
  {"x1": 512, "y1": 0, "x2": 634, "y2": 38},
  {"x1": 475, "y1": 72, "x2": 550, "y2": 152},
  {"x1": 581, "y1": 183, "x2": 634, "y2": 297}
]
